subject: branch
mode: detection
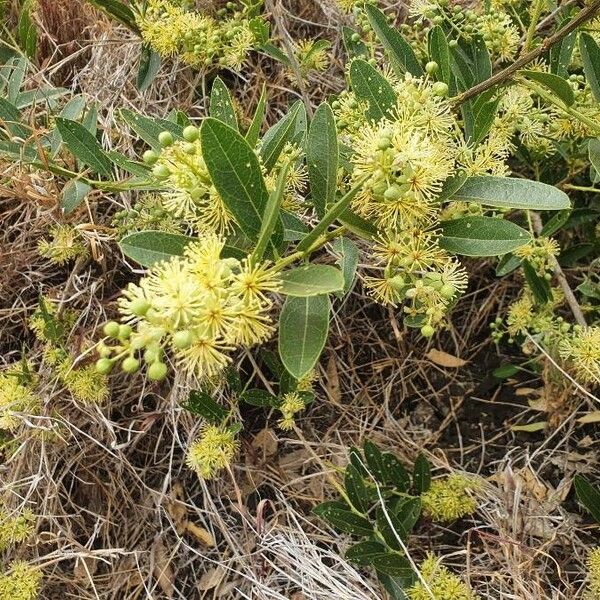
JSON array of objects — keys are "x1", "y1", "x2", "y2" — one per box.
[{"x1": 453, "y1": 1, "x2": 600, "y2": 106}]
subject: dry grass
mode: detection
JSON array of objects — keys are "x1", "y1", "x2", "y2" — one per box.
[{"x1": 1, "y1": 0, "x2": 599, "y2": 598}]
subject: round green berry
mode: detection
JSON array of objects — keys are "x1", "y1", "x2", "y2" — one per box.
[
  {"x1": 118, "y1": 324, "x2": 132, "y2": 339},
  {"x1": 183, "y1": 142, "x2": 196, "y2": 155},
  {"x1": 421, "y1": 324, "x2": 435, "y2": 338},
  {"x1": 173, "y1": 330, "x2": 194, "y2": 350},
  {"x1": 142, "y1": 150, "x2": 158, "y2": 165},
  {"x1": 103, "y1": 321, "x2": 120, "y2": 338},
  {"x1": 425, "y1": 61, "x2": 439, "y2": 75},
  {"x1": 158, "y1": 131, "x2": 174, "y2": 147},
  {"x1": 440, "y1": 284, "x2": 455, "y2": 299},
  {"x1": 384, "y1": 184, "x2": 403, "y2": 201},
  {"x1": 351, "y1": 32, "x2": 360, "y2": 42},
  {"x1": 183, "y1": 125, "x2": 199, "y2": 142},
  {"x1": 96, "y1": 358, "x2": 114, "y2": 375},
  {"x1": 432, "y1": 81, "x2": 449, "y2": 97},
  {"x1": 130, "y1": 298, "x2": 151, "y2": 317},
  {"x1": 122, "y1": 356, "x2": 140, "y2": 373},
  {"x1": 449, "y1": 39, "x2": 458, "y2": 48},
  {"x1": 148, "y1": 361, "x2": 168, "y2": 381},
  {"x1": 152, "y1": 164, "x2": 171, "y2": 180}
]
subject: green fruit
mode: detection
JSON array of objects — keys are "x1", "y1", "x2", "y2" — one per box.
[
  {"x1": 142, "y1": 150, "x2": 158, "y2": 165},
  {"x1": 384, "y1": 184, "x2": 403, "y2": 201},
  {"x1": 449, "y1": 39, "x2": 458, "y2": 48},
  {"x1": 122, "y1": 357, "x2": 140, "y2": 373},
  {"x1": 130, "y1": 298, "x2": 151, "y2": 317},
  {"x1": 425, "y1": 61, "x2": 439, "y2": 75},
  {"x1": 95, "y1": 358, "x2": 114, "y2": 374},
  {"x1": 421, "y1": 324, "x2": 435, "y2": 338},
  {"x1": 173, "y1": 330, "x2": 194, "y2": 349},
  {"x1": 153, "y1": 164, "x2": 171, "y2": 180},
  {"x1": 148, "y1": 361, "x2": 168, "y2": 381},
  {"x1": 432, "y1": 81, "x2": 449, "y2": 97},
  {"x1": 183, "y1": 142, "x2": 196, "y2": 155},
  {"x1": 351, "y1": 32, "x2": 360, "y2": 42},
  {"x1": 158, "y1": 131, "x2": 174, "y2": 147},
  {"x1": 103, "y1": 321, "x2": 120, "y2": 338},
  {"x1": 118, "y1": 324, "x2": 132, "y2": 339},
  {"x1": 440, "y1": 284, "x2": 455, "y2": 299},
  {"x1": 183, "y1": 125, "x2": 199, "y2": 142}
]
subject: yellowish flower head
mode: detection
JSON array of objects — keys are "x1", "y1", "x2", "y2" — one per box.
[
  {"x1": 421, "y1": 474, "x2": 481, "y2": 522},
  {"x1": 0, "y1": 507, "x2": 36, "y2": 551},
  {"x1": 0, "y1": 562, "x2": 42, "y2": 600},
  {"x1": 277, "y1": 392, "x2": 306, "y2": 431},
  {"x1": 186, "y1": 425, "x2": 239, "y2": 479},
  {"x1": 0, "y1": 374, "x2": 39, "y2": 432},
  {"x1": 559, "y1": 326, "x2": 600, "y2": 385},
  {"x1": 587, "y1": 547, "x2": 600, "y2": 598},
  {"x1": 38, "y1": 224, "x2": 88, "y2": 265}
]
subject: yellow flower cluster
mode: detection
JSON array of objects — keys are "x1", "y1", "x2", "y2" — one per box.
[
  {"x1": 0, "y1": 562, "x2": 41, "y2": 600},
  {"x1": 587, "y1": 547, "x2": 600, "y2": 599},
  {"x1": 407, "y1": 554, "x2": 480, "y2": 600},
  {"x1": 186, "y1": 424, "x2": 239, "y2": 479},
  {"x1": 0, "y1": 506, "x2": 35, "y2": 551},
  {"x1": 477, "y1": 9, "x2": 519, "y2": 61},
  {"x1": 38, "y1": 224, "x2": 88, "y2": 265},
  {"x1": 559, "y1": 326, "x2": 600, "y2": 385},
  {"x1": 0, "y1": 373, "x2": 38, "y2": 432},
  {"x1": 98, "y1": 234, "x2": 280, "y2": 382},
  {"x1": 514, "y1": 237, "x2": 560, "y2": 276},
  {"x1": 421, "y1": 474, "x2": 480, "y2": 522},
  {"x1": 503, "y1": 287, "x2": 564, "y2": 340},
  {"x1": 137, "y1": 0, "x2": 260, "y2": 70},
  {"x1": 277, "y1": 391, "x2": 306, "y2": 430},
  {"x1": 293, "y1": 39, "x2": 330, "y2": 77}
]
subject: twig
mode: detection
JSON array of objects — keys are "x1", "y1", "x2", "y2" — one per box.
[
  {"x1": 530, "y1": 212, "x2": 587, "y2": 327},
  {"x1": 453, "y1": 1, "x2": 600, "y2": 106}
]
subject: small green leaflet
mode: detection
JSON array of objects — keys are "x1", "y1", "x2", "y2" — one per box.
[
  {"x1": 574, "y1": 475, "x2": 600, "y2": 525},
  {"x1": 119, "y1": 231, "x2": 195, "y2": 266},
  {"x1": 521, "y1": 70, "x2": 575, "y2": 106},
  {"x1": 182, "y1": 390, "x2": 229, "y2": 425},
  {"x1": 210, "y1": 77, "x2": 238, "y2": 131},
  {"x1": 61, "y1": 180, "x2": 92, "y2": 215},
  {"x1": 313, "y1": 502, "x2": 373, "y2": 536},
  {"x1": 137, "y1": 45, "x2": 161, "y2": 92},
  {"x1": 413, "y1": 454, "x2": 431, "y2": 494},
  {"x1": 349, "y1": 59, "x2": 397, "y2": 122},
  {"x1": 279, "y1": 265, "x2": 344, "y2": 297},
  {"x1": 580, "y1": 33, "x2": 600, "y2": 103}
]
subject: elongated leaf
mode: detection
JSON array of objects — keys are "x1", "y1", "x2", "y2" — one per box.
[
  {"x1": 240, "y1": 389, "x2": 279, "y2": 408},
  {"x1": 201, "y1": 117, "x2": 269, "y2": 241},
  {"x1": 55, "y1": 118, "x2": 112, "y2": 176},
  {"x1": 350, "y1": 59, "x2": 397, "y2": 122},
  {"x1": 439, "y1": 216, "x2": 531, "y2": 257},
  {"x1": 245, "y1": 84, "x2": 266, "y2": 147},
  {"x1": 345, "y1": 464, "x2": 369, "y2": 513},
  {"x1": 363, "y1": 440, "x2": 385, "y2": 483},
  {"x1": 210, "y1": 77, "x2": 238, "y2": 131},
  {"x1": 345, "y1": 541, "x2": 388, "y2": 566},
  {"x1": 549, "y1": 17, "x2": 576, "y2": 77},
  {"x1": 313, "y1": 502, "x2": 373, "y2": 536},
  {"x1": 342, "y1": 26, "x2": 369, "y2": 59},
  {"x1": 339, "y1": 210, "x2": 378, "y2": 240},
  {"x1": 120, "y1": 109, "x2": 184, "y2": 150},
  {"x1": 183, "y1": 390, "x2": 229, "y2": 424},
  {"x1": 365, "y1": 5, "x2": 423, "y2": 77},
  {"x1": 260, "y1": 102, "x2": 303, "y2": 171},
  {"x1": 61, "y1": 180, "x2": 92, "y2": 215},
  {"x1": 333, "y1": 237, "x2": 359, "y2": 294},
  {"x1": 307, "y1": 102, "x2": 338, "y2": 218},
  {"x1": 580, "y1": 33, "x2": 600, "y2": 103},
  {"x1": 428, "y1": 25, "x2": 451, "y2": 86},
  {"x1": 453, "y1": 176, "x2": 570, "y2": 211},
  {"x1": 281, "y1": 210, "x2": 308, "y2": 241},
  {"x1": 589, "y1": 139, "x2": 600, "y2": 177},
  {"x1": 541, "y1": 209, "x2": 571, "y2": 237},
  {"x1": 120, "y1": 231, "x2": 195, "y2": 266},
  {"x1": 376, "y1": 506, "x2": 408, "y2": 550},
  {"x1": 523, "y1": 260, "x2": 551, "y2": 305},
  {"x1": 18, "y1": 0, "x2": 37, "y2": 59},
  {"x1": 381, "y1": 452, "x2": 410, "y2": 492},
  {"x1": 575, "y1": 475, "x2": 600, "y2": 524},
  {"x1": 521, "y1": 70, "x2": 575, "y2": 106},
  {"x1": 0, "y1": 98, "x2": 29, "y2": 139},
  {"x1": 279, "y1": 265, "x2": 344, "y2": 297},
  {"x1": 137, "y1": 45, "x2": 161, "y2": 92},
  {"x1": 372, "y1": 553, "x2": 413, "y2": 577},
  {"x1": 279, "y1": 295, "x2": 330, "y2": 379},
  {"x1": 471, "y1": 97, "x2": 500, "y2": 147},
  {"x1": 85, "y1": 0, "x2": 139, "y2": 31},
  {"x1": 413, "y1": 454, "x2": 431, "y2": 494},
  {"x1": 496, "y1": 253, "x2": 522, "y2": 277}
]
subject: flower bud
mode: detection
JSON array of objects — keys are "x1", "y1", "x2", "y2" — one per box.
[
  {"x1": 148, "y1": 361, "x2": 168, "y2": 381},
  {"x1": 96, "y1": 358, "x2": 114, "y2": 374},
  {"x1": 421, "y1": 324, "x2": 435, "y2": 338},
  {"x1": 118, "y1": 324, "x2": 132, "y2": 339},
  {"x1": 153, "y1": 164, "x2": 171, "y2": 180},
  {"x1": 158, "y1": 131, "x2": 174, "y2": 147},
  {"x1": 183, "y1": 125, "x2": 199, "y2": 142},
  {"x1": 425, "y1": 61, "x2": 439, "y2": 75},
  {"x1": 173, "y1": 330, "x2": 194, "y2": 349},
  {"x1": 130, "y1": 298, "x2": 151, "y2": 317},
  {"x1": 142, "y1": 150, "x2": 158, "y2": 165},
  {"x1": 122, "y1": 357, "x2": 140, "y2": 373},
  {"x1": 432, "y1": 82, "x2": 449, "y2": 97},
  {"x1": 103, "y1": 321, "x2": 121, "y2": 338}
]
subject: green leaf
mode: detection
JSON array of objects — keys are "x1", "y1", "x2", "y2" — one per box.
[
  {"x1": 523, "y1": 260, "x2": 551, "y2": 305},
  {"x1": 350, "y1": 59, "x2": 397, "y2": 122},
  {"x1": 332, "y1": 237, "x2": 359, "y2": 295},
  {"x1": 428, "y1": 25, "x2": 451, "y2": 86},
  {"x1": 210, "y1": 77, "x2": 238, "y2": 131},
  {"x1": 378, "y1": 573, "x2": 413, "y2": 600},
  {"x1": 376, "y1": 504, "x2": 410, "y2": 549},
  {"x1": 17, "y1": 0, "x2": 37, "y2": 59},
  {"x1": 182, "y1": 390, "x2": 229, "y2": 424},
  {"x1": 574, "y1": 475, "x2": 600, "y2": 525},
  {"x1": 521, "y1": 70, "x2": 575, "y2": 106},
  {"x1": 278, "y1": 295, "x2": 330, "y2": 379},
  {"x1": 549, "y1": 16, "x2": 576, "y2": 78},
  {"x1": 85, "y1": 0, "x2": 139, "y2": 31},
  {"x1": 345, "y1": 464, "x2": 369, "y2": 513},
  {"x1": 381, "y1": 453, "x2": 411, "y2": 492},
  {"x1": 137, "y1": 45, "x2": 161, "y2": 92},
  {"x1": 119, "y1": 231, "x2": 195, "y2": 267},
  {"x1": 279, "y1": 265, "x2": 344, "y2": 297},
  {"x1": 61, "y1": 180, "x2": 92, "y2": 215},
  {"x1": 364, "y1": 5, "x2": 423, "y2": 77},
  {"x1": 470, "y1": 96, "x2": 500, "y2": 147},
  {"x1": 201, "y1": 117, "x2": 269, "y2": 241},
  {"x1": 260, "y1": 102, "x2": 303, "y2": 171},
  {"x1": 260, "y1": 42, "x2": 291, "y2": 66},
  {"x1": 363, "y1": 440, "x2": 385, "y2": 483},
  {"x1": 511, "y1": 421, "x2": 547, "y2": 432},
  {"x1": 342, "y1": 26, "x2": 369, "y2": 59},
  {"x1": 313, "y1": 502, "x2": 374, "y2": 536},
  {"x1": 240, "y1": 389, "x2": 279, "y2": 408},
  {"x1": 439, "y1": 217, "x2": 531, "y2": 257},
  {"x1": 580, "y1": 33, "x2": 600, "y2": 103},
  {"x1": 589, "y1": 139, "x2": 600, "y2": 178},
  {"x1": 245, "y1": 83, "x2": 266, "y2": 147},
  {"x1": 105, "y1": 151, "x2": 151, "y2": 177},
  {"x1": 541, "y1": 209, "x2": 571, "y2": 237},
  {"x1": 496, "y1": 253, "x2": 522, "y2": 277},
  {"x1": 345, "y1": 541, "x2": 388, "y2": 566},
  {"x1": 120, "y1": 109, "x2": 184, "y2": 150},
  {"x1": 55, "y1": 118, "x2": 112, "y2": 177},
  {"x1": 307, "y1": 102, "x2": 338, "y2": 218},
  {"x1": 493, "y1": 364, "x2": 520, "y2": 379},
  {"x1": 393, "y1": 497, "x2": 421, "y2": 533},
  {"x1": 281, "y1": 210, "x2": 308, "y2": 241},
  {"x1": 372, "y1": 553, "x2": 413, "y2": 577},
  {"x1": 413, "y1": 454, "x2": 431, "y2": 494},
  {"x1": 0, "y1": 97, "x2": 29, "y2": 139},
  {"x1": 453, "y1": 176, "x2": 570, "y2": 211},
  {"x1": 339, "y1": 210, "x2": 378, "y2": 240}
]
